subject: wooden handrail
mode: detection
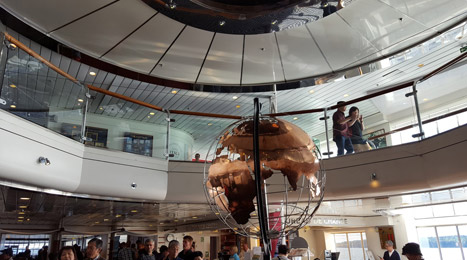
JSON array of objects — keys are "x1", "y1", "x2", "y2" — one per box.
[
  {"x1": 3, "y1": 31, "x2": 466, "y2": 122},
  {"x1": 4, "y1": 32, "x2": 80, "y2": 84},
  {"x1": 368, "y1": 107, "x2": 467, "y2": 140}
]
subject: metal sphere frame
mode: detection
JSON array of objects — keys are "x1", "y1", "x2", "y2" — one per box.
[{"x1": 203, "y1": 98, "x2": 326, "y2": 258}]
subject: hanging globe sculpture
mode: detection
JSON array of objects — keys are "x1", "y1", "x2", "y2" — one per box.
[{"x1": 203, "y1": 116, "x2": 325, "y2": 238}]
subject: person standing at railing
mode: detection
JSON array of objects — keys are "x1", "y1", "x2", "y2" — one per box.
[
  {"x1": 347, "y1": 106, "x2": 372, "y2": 152},
  {"x1": 332, "y1": 101, "x2": 354, "y2": 156}
]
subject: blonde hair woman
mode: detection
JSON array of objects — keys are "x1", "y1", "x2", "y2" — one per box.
[{"x1": 229, "y1": 246, "x2": 240, "y2": 260}]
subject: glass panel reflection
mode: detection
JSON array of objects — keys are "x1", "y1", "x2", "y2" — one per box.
[
  {"x1": 437, "y1": 226, "x2": 463, "y2": 260},
  {"x1": 417, "y1": 227, "x2": 441, "y2": 260}
]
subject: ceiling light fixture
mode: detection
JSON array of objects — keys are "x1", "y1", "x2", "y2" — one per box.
[
  {"x1": 9, "y1": 43, "x2": 17, "y2": 49},
  {"x1": 423, "y1": 98, "x2": 429, "y2": 101},
  {"x1": 149, "y1": 112, "x2": 155, "y2": 115},
  {"x1": 418, "y1": 64, "x2": 424, "y2": 68},
  {"x1": 171, "y1": 90, "x2": 178, "y2": 94},
  {"x1": 18, "y1": 212, "x2": 25, "y2": 215},
  {"x1": 149, "y1": 224, "x2": 153, "y2": 227},
  {"x1": 20, "y1": 197, "x2": 30, "y2": 200},
  {"x1": 19, "y1": 206, "x2": 27, "y2": 209},
  {"x1": 38, "y1": 157, "x2": 51, "y2": 166},
  {"x1": 18, "y1": 216, "x2": 24, "y2": 219},
  {"x1": 309, "y1": 90, "x2": 314, "y2": 94},
  {"x1": 103, "y1": 219, "x2": 109, "y2": 222},
  {"x1": 27, "y1": 218, "x2": 30, "y2": 221},
  {"x1": 94, "y1": 221, "x2": 100, "y2": 224},
  {"x1": 89, "y1": 71, "x2": 96, "y2": 76},
  {"x1": 192, "y1": 216, "x2": 198, "y2": 219},
  {"x1": 116, "y1": 214, "x2": 122, "y2": 218},
  {"x1": 160, "y1": 222, "x2": 164, "y2": 225},
  {"x1": 271, "y1": 20, "x2": 278, "y2": 25},
  {"x1": 18, "y1": 220, "x2": 23, "y2": 222},
  {"x1": 370, "y1": 173, "x2": 380, "y2": 188},
  {"x1": 343, "y1": 94, "x2": 349, "y2": 97},
  {"x1": 10, "y1": 105, "x2": 16, "y2": 108},
  {"x1": 167, "y1": 0, "x2": 177, "y2": 9},
  {"x1": 219, "y1": 20, "x2": 226, "y2": 26},
  {"x1": 236, "y1": 105, "x2": 241, "y2": 108},
  {"x1": 9, "y1": 84, "x2": 16, "y2": 88},
  {"x1": 131, "y1": 210, "x2": 138, "y2": 213},
  {"x1": 207, "y1": 123, "x2": 213, "y2": 126},
  {"x1": 174, "y1": 219, "x2": 179, "y2": 222},
  {"x1": 78, "y1": 99, "x2": 84, "y2": 103},
  {"x1": 232, "y1": 96, "x2": 238, "y2": 100},
  {"x1": 99, "y1": 107, "x2": 104, "y2": 110},
  {"x1": 293, "y1": 117, "x2": 298, "y2": 120},
  {"x1": 147, "y1": 116, "x2": 151, "y2": 119}
]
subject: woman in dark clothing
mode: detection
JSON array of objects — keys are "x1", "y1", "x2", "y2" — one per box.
[{"x1": 347, "y1": 106, "x2": 371, "y2": 152}]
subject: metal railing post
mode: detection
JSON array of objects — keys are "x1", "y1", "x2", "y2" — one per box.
[
  {"x1": 405, "y1": 81, "x2": 425, "y2": 139},
  {"x1": 320, "y1": 107, "x2": 332, "y2": 158},
  {"x1": 164, "y1": 109, "x2": 175, "y2": 160},
  {"x1": 80, "y1": 89, "x2": 91, "y2": 144}
]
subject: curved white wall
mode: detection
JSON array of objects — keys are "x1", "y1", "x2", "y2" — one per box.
[{"x1": 0, "y1": 109, "x2": 169, "y2": 200}]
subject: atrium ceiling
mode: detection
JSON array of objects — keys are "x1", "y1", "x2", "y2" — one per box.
[{"x1": 1, "y1": 0, "x2": 467, "y2": 87}]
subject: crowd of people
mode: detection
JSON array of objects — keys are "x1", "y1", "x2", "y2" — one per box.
[{"x1": 1, "y1": 237, "x2": 425, "y2": 260}]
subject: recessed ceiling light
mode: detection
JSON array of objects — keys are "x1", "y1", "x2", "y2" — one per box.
[
  {"x1": 103, "y1": 219, "x2": 109, "y2": 221},
  {"x1": 116, "y1": 214, "x2": 122, "y2": 218},
  {"x1": 174, "y1": 219, "x2": 179, "y2": 222},
  {"x1": 293, "y1": 117, "x2": 298, "y2": 120},
  {"x1": 160, "y1": 222, "x2": 164, "y2": 225},
  {"x1": 19, "y1": 206, "x2": 27, "y2": 209},
  {"x1": 343, "y1": 94, "x2": 349, "y2": 97},
  {"x1": 309, "y1": 90, "x2": 314, "y2": 94},
  {"x1": 9, "y1": 84, "x2": 16, "y2": 88},
  {"x1": 215, "y1": 212, "x2": 220, "y2": 215},
  {"x1": 271, "y1": 20, "x2": 278, "y2": 25},
  {"x1": 77, "y1": 99, "x2": 84, "y2": 103},
  {"x1": 149, "y1": 224, "x2": 153, "y2": 227},
  {"x1": 20, "y1": 197, "x2": 30, "y2": 200},
  {"x1": 18, "y1": 220, "x2": 23, "y2": 222},
  {"x1": 89, "y1": 71, "x2": 96, "y2": 76},
  {"x1": 171, "y1": 90, "x2": 178, "y2": 94},
  {"x1": 207, "y1": 123, "x2": 213, "y2": 126},
  {"x1": 147, "y1": 116, "x2": 151, "y2": 118},
  {"x1": 27, "y1": 218, "x2": 30, "y2": 221},
  {"x1": 423, "y1": 98, "x2": 429, "y2": 101},
  {"x1": 10, "y1": 105, "x2": 16, "y2": 108},
  {"x1": 418, "y1": 64, "x2": 424, "y2": 68},
  {"x1": 219, "y1": 20, "x2": 226, "y2": 26},
  {"x1": 192, "y1": 216, "x2": 198, "y2": 219},
  {"x1": 131, "y1": 210, "x2": 138, "y2": 213},
  {"x1": 99, "y1": 107, "x2": 104, "y2": 110},
  {"x1": 18, "y1": 216, "x2": 24, "y2": 219},
  {"x1": 236, "y1": 105, "x2": 240, "y2": 108},
  {"x1": 232, "y1": 96, "x2": 238, "y2": 100},
  {"x1": 18, "y1": 212, "x2": 25, "y2": 215},
  {"x1": 149, "y1": 112, "x2": 155, "y2": 115},
  {"x1": 94, "y1": 221, "x2": 100, "y2": 224},
  {"x1": 251, "y1": 213, "x2": 257, "y2": 216}
]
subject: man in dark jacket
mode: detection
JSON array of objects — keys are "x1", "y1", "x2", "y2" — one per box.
[{"x1": 380, "y1": 240, "x2": 400, "y2": 260}]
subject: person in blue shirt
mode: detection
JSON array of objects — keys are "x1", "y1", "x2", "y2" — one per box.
[{"x1": 229, "y1": 246, "x2": 240, "y2": 260}]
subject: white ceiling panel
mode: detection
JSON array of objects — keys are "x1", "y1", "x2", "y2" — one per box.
[
  {"x1": 151, "y1": 26, "x2": 214, "y2": 83},
  {"x1": 379, "y1": 0, "x2": 467, "y2": 29},
  {"x1": 378, "y1": 28, "x2": 437, "y2": 56},
  {"x1": 339, "y1": 0, "x2": 435, "y2": 53},
  {"x1": 307, "y1": 14, "x2": 381, "y2": 71},
  {"x1": 276, "y1": 26, "x2": 332, "y2": 81},
  {"x1": 197, "y1": 33, "x2": 243, "y2": 85},
  {"x1": 50, "y1": 0, "x2": 156, "y2": 57},
  {"x1": 242, "y1": 33, "x2": 285, "y2": 85},
  {"x1": 102, "y1": 14, "x2": 185, "y2": 74},
  {"x1": 0, "y1": 0, "x2": 115, "y2": 33}
]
